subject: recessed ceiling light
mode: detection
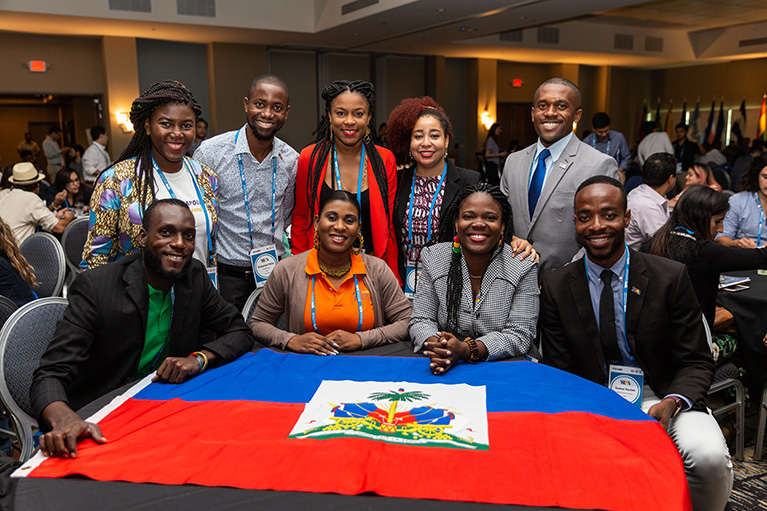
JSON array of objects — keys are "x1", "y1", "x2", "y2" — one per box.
[
  {"x1": 460, "y1": 27, "x2": 476, "y2": 32},
  {"x1": 436, "y1": 8, "x2": 445, "y2": 12}
]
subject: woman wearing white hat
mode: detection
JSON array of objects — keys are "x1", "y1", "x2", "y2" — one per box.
[{"x1": 0, "y1": 162, "x2": 74, "y2": 245}]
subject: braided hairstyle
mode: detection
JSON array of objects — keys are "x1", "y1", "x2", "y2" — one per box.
[
  {"x1": 437, "y1": 183, "x2": 514, "y2": 334},
  {"x1": 306, "y1": 80, "x2": 389, "y2": 225},
  {"x1": 385, "y1": 96, "x2": 452, "y2": 166},
  {"x1": 115, "y1": 80, "x2": 202, "y2": 209}
]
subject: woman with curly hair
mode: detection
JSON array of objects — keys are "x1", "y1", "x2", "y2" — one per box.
[
  {"x1": 0, "y1": 218, "x2": 37, "y2": 306},
  {"x1": 292, "y1": 80, "x2": 399, "y2": 280},
  {"x1": 387, "y1": 97, "x2": 533, "y2": 295},
  {"x1": 716, "y1": 155, "x2": 767, "y2": 248},
  {"x1": 409, "y1": 184, "x2": 540, "y2": 375},
  {"x1": 82, "y1": 80, "x2": 218, "y2": 270}
]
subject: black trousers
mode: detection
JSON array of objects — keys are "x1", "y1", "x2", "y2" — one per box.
[{"x1": 218, "y1": 263, "x2": 257, "y2": 313}]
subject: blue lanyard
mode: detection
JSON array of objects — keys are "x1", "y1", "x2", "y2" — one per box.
[
  {"x1": 408, "y1": 162, "x2": 448, "y2": 247},
  {"x1": 585, "y1": 244, "x2": 633, "y2": 361},
  {"x1": 310, "y1": 274, "x2": 363, "y2": 334},
  {"x1": 149, "y1": 286, "x2": 175, "y2": 373},
  {"x1": 234, "y1": 130, "x2": 277, "y2": 249},
  {"x1": 64, "y1": 198, "x2": 70, "y2": 209},
  {"x1": 755, "y1": 193, "x2": 765, "y2": 247},
  {"x1": 152, "y1": 156, "x2": 214, "y2": 266},
  {"x1": 592, "y1": 136, "x2": 610, "y2": 157},
  {"x1": 332, "y1": 143, "x2": 365, "y2": 224}
]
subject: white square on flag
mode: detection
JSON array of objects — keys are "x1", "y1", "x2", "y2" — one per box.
[{"x1": 288, "y1": 380, "x2": 489, "y2": 450}]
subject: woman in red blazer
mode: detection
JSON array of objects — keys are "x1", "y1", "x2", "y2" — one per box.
[{"x1": 293, "y1": 80, "x2": 400, "y2": 282}]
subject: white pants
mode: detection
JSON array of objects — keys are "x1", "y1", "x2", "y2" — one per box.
[{"x1": 642, "y1": 386, "x2": 733, "y2": 511}]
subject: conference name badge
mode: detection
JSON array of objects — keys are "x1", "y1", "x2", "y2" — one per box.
[
  {"x1": 608, "y1": 364, "x2": 644, "y2": 407},
  {"x1": 250, "y1": 244, "x2": 278, "y2": 288},
  {"x1": 404, "y1": 262, "x2": 422, "y2": 299},
  {"x1": 207, "y1": 266, "x2": 218, "y2": 289}
]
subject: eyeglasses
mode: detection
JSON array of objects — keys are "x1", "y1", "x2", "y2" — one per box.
[{"x1": 68, "y1": 178, "x2": 80, "y2": 184}]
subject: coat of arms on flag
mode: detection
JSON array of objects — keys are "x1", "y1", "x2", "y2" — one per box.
[{"x1": 289, "y1": 381, "x2": 488, "y2": 449}]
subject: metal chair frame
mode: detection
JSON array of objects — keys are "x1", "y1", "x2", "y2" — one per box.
[
  {"x1": 241, "y1": 288, "x2": 263, "y2": 322},
  {"x1": 753, "y1": 385, "x2": 767, "y2": 461},
  {"x1": 60, "y1": 216, "x2": 90, "y2": 275},
  {"x1": 0, "y1": 297, "x2": 68, "y2": 461},
  {"x1": 20, "y1": 232, "x2": 66, "y2": 298}
]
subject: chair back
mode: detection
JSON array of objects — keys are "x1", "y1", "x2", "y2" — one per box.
[
  {"x1": 241, "y1": 288, "x2": 285, "y2": 330},
  {"x1": 20, "y1": 233, "x2": 66, "y2": 297},
  {"x1": 0, "y1": 297, "x2": 68, "y2": 461},
  {"x1": 0, "y1": 296, "x2": 17, "y2": 332},
  {"x1": 60, "y1": 217, "x2": 90, "y2": 275}
]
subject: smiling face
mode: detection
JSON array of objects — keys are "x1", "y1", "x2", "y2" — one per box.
[
  {"x1": 455, "y1": 192, "x2": 504, "y2": 256},
  {"x1": 410, "y1": 115, "x2": 449, "y2": 173},
  {"x1": 145, "y1": 103, "x2": 195, "y2": 171},
  {"x1": 531, "y1": 83, "x2": 582, "y2": 147},
  {"x1": 574, "y1": 183, "x2": 630, "y2": 268},
  {"x1": 140, "y1": 203, "x2": 195, "y2": 281},
  {"x1": 314, "y1": 199, "x2": 361, "y2": 258},
  {"x1": 329, "y1": 91, "x2": 372, "y2": 148},
  {"x1": 243, "y1": 82, "x2": 289, "y2": 141}
]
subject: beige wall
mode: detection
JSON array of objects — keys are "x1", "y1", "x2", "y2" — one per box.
[
  {"x1": 0, "y1": 104, "x2": 60, "y2": 170},
  {"x1": 101, "y1": 37, "x2": 140, "y2": 157},
  {"x1": 270, "y1": 49, "x2": 318, "y2": 151}
]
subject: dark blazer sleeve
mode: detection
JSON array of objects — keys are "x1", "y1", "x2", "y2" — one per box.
[
  {"x1": 539, "y1": 271, "x2": 579, "y2": 375},
  {"x1": 31, "y1": 271, "x2": 102, "y2": 421}
]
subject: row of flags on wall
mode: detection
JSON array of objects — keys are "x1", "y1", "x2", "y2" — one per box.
[{"x1": 642, "y1": 95, "x2": 767, "y2": 144}]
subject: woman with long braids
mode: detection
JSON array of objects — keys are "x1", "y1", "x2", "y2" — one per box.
[
  {"x1": 250, "y1": 190, "x2": 410, "y2": 355},
  {"x1": 0, "y1": 218, "x2": 37, "y2": 306},
  {"x1": 409, "y1": 184, "x2": 539, "y2": 375},
  {"x1": 387, "y1": 97, "x2": 534, "y2": 294},
  {"x1": 292, "y1": 80, "x2": 399, "y2": 280},
  {"x1": 646, "y1": 184, "x2": 767, "y2": 328},
  {"x1": 82, "y1": 80, "x2": 218, "y2": 270}
]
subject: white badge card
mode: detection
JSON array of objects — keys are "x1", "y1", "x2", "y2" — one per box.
[
  {"x1": 207, "y1": 266, "x2": 218, "y2": 289},
  {"x1": 250, "y1": 244, "x2": 278, "y2": 288},
  {"x1": 608, "y1": 364, "x2": 644, "y2": 407},
  {"x1": 404, "y1": 262, "x2": 422, "y2": 299},
  {"x1": 675, "y1": 162, "x2": 683, "y2": 174}
]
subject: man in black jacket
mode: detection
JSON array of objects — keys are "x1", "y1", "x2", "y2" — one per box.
[{"x1": 31, "y1": 199, "x2": 254, "y2": 458}]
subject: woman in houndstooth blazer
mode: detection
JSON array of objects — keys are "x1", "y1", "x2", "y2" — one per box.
[{"x1": 409, "y1": 184, "x2": 540, "y2": 375}]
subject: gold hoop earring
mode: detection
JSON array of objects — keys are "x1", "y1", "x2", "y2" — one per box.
[
  {"x1": 352, "y1": 232, "x2": 364, "y2": 255},
  {"x1": 363, "y1": 128, "x2": 371, "y2": 144},
  {"x1": 313, "y1": 229, "x2": 319, "y2": 250}
]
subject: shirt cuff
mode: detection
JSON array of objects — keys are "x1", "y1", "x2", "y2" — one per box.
[{"x1": 664, "y1": 393, "x2": 692, "y2": 412}]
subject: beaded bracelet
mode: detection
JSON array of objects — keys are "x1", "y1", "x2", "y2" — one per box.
[{"x1": 464, "y1": 337, "x2": 480, "y2": 364}]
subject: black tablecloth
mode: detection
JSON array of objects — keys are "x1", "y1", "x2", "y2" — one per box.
[
  {"x1": 14, "y1": 343, "x2": 559, "y2": 511},
  {"x1": 717, "y1": 270, "x2": 767, "y2": 401}
]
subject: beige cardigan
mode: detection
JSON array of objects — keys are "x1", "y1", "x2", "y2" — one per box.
[{"x1": 249, "y1": 251, "x2": 411, "y2": 349}]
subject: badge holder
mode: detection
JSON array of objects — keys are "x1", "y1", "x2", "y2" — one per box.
[
  {"x1": 404, "y1": 262, "x2": 421, "y2": 299},
  {"x1": 207, "y1": 266, "x2": 218, "y2": 289},
  {"x1": 250, "y1": 244, "x2": 278, "y2": 288},
  {"x1": 608, "y1": 364, "x2": 644, "y2": 408}
]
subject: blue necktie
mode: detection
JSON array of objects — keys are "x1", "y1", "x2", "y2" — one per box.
[{"x1": 528, "y1": 148, "x2": 550, "y2": 219}]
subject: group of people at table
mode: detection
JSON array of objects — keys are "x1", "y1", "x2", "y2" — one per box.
[{"x1": 18, "y1": 74, "x2": 767, "y2": 511}]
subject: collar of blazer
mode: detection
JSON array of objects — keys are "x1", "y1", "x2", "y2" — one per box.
[
  {"x1": 528, "y1": 136, "x2": 580, "y2": 227},
  {"x1": 567, "y1": 248, "x2": 649, "y2": 373}
]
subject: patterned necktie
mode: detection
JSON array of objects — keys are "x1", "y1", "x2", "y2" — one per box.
[
  {"x1": 528, "y1": 148, "x2": 550, "y2": 219},
  {"x1": 599, "y1": 269, "x2": 621, "y2": 363}
]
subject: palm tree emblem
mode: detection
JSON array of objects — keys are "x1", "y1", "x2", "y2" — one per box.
[{"x1": 367, "y1": 388, "x2": 430, "y2": 424}]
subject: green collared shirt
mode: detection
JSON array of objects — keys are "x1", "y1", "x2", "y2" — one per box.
[{"x1": 137, "y1": 284, "x2": 173, "y2": 378}]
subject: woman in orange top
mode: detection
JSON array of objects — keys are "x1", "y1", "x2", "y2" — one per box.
[
  {"x1": 250, "y1": 190, "x2": 411, "y2": 355},
  {"x1": 292, "y1": 80, "x2": 399, "y2": 281}
]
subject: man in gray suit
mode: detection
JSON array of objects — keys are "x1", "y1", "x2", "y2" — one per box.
[{"x1": 500, "y1": 77, "x2": 620, "y2": 274}]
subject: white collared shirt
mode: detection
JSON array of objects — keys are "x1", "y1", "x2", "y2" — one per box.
[{"x1": 528, "y1": 132, "x2": 574, "y2": 190}]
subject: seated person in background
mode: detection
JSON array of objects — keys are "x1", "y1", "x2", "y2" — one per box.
[
  {"x1": 250, "y1": 190, "x2": 411, "y2": 354},
  {"x1": 645, "y1": 185, "x2": 767, "y2": 328},
  {"x1": 41, "y1": 168, "x2": 92, "y2": 213},
  {"x1": 716, "y1": 155, "x2": 767, "y2": 248},
  {"x1": 31, "y1": 199, "x2": 254, "y2": 458},
  {"x1": 637, "y1": 121, "x2": 673, "y2": 166},
  {"x1": 409, "y1": 183, "x2": 539, "y2": 375},
  {"x1": 0, "y1": 219, "x2": 37, "y2": 307},
  {"x1": 698, "y1": 140, "x2": 727, "y2": 167},
  {"x1": 0, "y1": 162, "x2": 74, "y2": 245},
  {"x1": 625, "y1": 152, "x2": 676, "y2": 249},
  {"x1": 540, "y1": 176, "x2": 731, "y2": 511},
  {"x1": 685, "y1": 163, "x2": 722, "y2": 193}
]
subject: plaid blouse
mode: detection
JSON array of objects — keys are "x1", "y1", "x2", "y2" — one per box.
[{"x1": 81, "y1": 157, "x2": 218, "y2": 269}]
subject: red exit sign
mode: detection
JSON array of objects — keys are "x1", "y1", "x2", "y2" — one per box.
[
  {"x1": 28, "y1": 61, "x2": 47, "y2": 72},
  {"x1": 512, "y1": 79, "x2": 523, "y2": 88}
]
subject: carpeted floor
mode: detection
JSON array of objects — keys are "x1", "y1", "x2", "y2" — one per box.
[{"x1": 725, "y1": 403, "x2": 767, "y2": 511}]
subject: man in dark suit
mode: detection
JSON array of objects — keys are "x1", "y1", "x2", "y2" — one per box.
[
  {"x1": 31, "y1": 199, "x2": 255, "y2": 458},
  {"x1": 539, "y1": 176, "x2": 732, "y2": 511},
  {"x1": 500, "y1": 77, "x2": 619, "y2": 274}
]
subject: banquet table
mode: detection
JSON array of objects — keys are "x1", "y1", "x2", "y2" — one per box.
[
  {"x1": 13, "y1": 343, "x2": 688, "y2": 511},
  {"x1": 717, "y1": 270, "x2": 767, "y2": 401}
]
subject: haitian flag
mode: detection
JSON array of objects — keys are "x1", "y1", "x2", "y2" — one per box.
[{"x1": 15, "y1": 350, "x2": 691, "y2": 511}]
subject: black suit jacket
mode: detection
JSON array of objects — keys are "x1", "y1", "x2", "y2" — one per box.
[
  {"x1": 393, "y1": 161, "x2": 481, "y2": 282},
  {"x1": 31, "y1": 253, "x2": 255, "y2": 421},
  {"x1": 539, "y1": 249, "x2": 714, "y2": 404}
]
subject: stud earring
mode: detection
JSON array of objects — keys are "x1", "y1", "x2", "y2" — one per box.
[{"x1": 444, "y1": 148, "x2": 448, "y2": 160}]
